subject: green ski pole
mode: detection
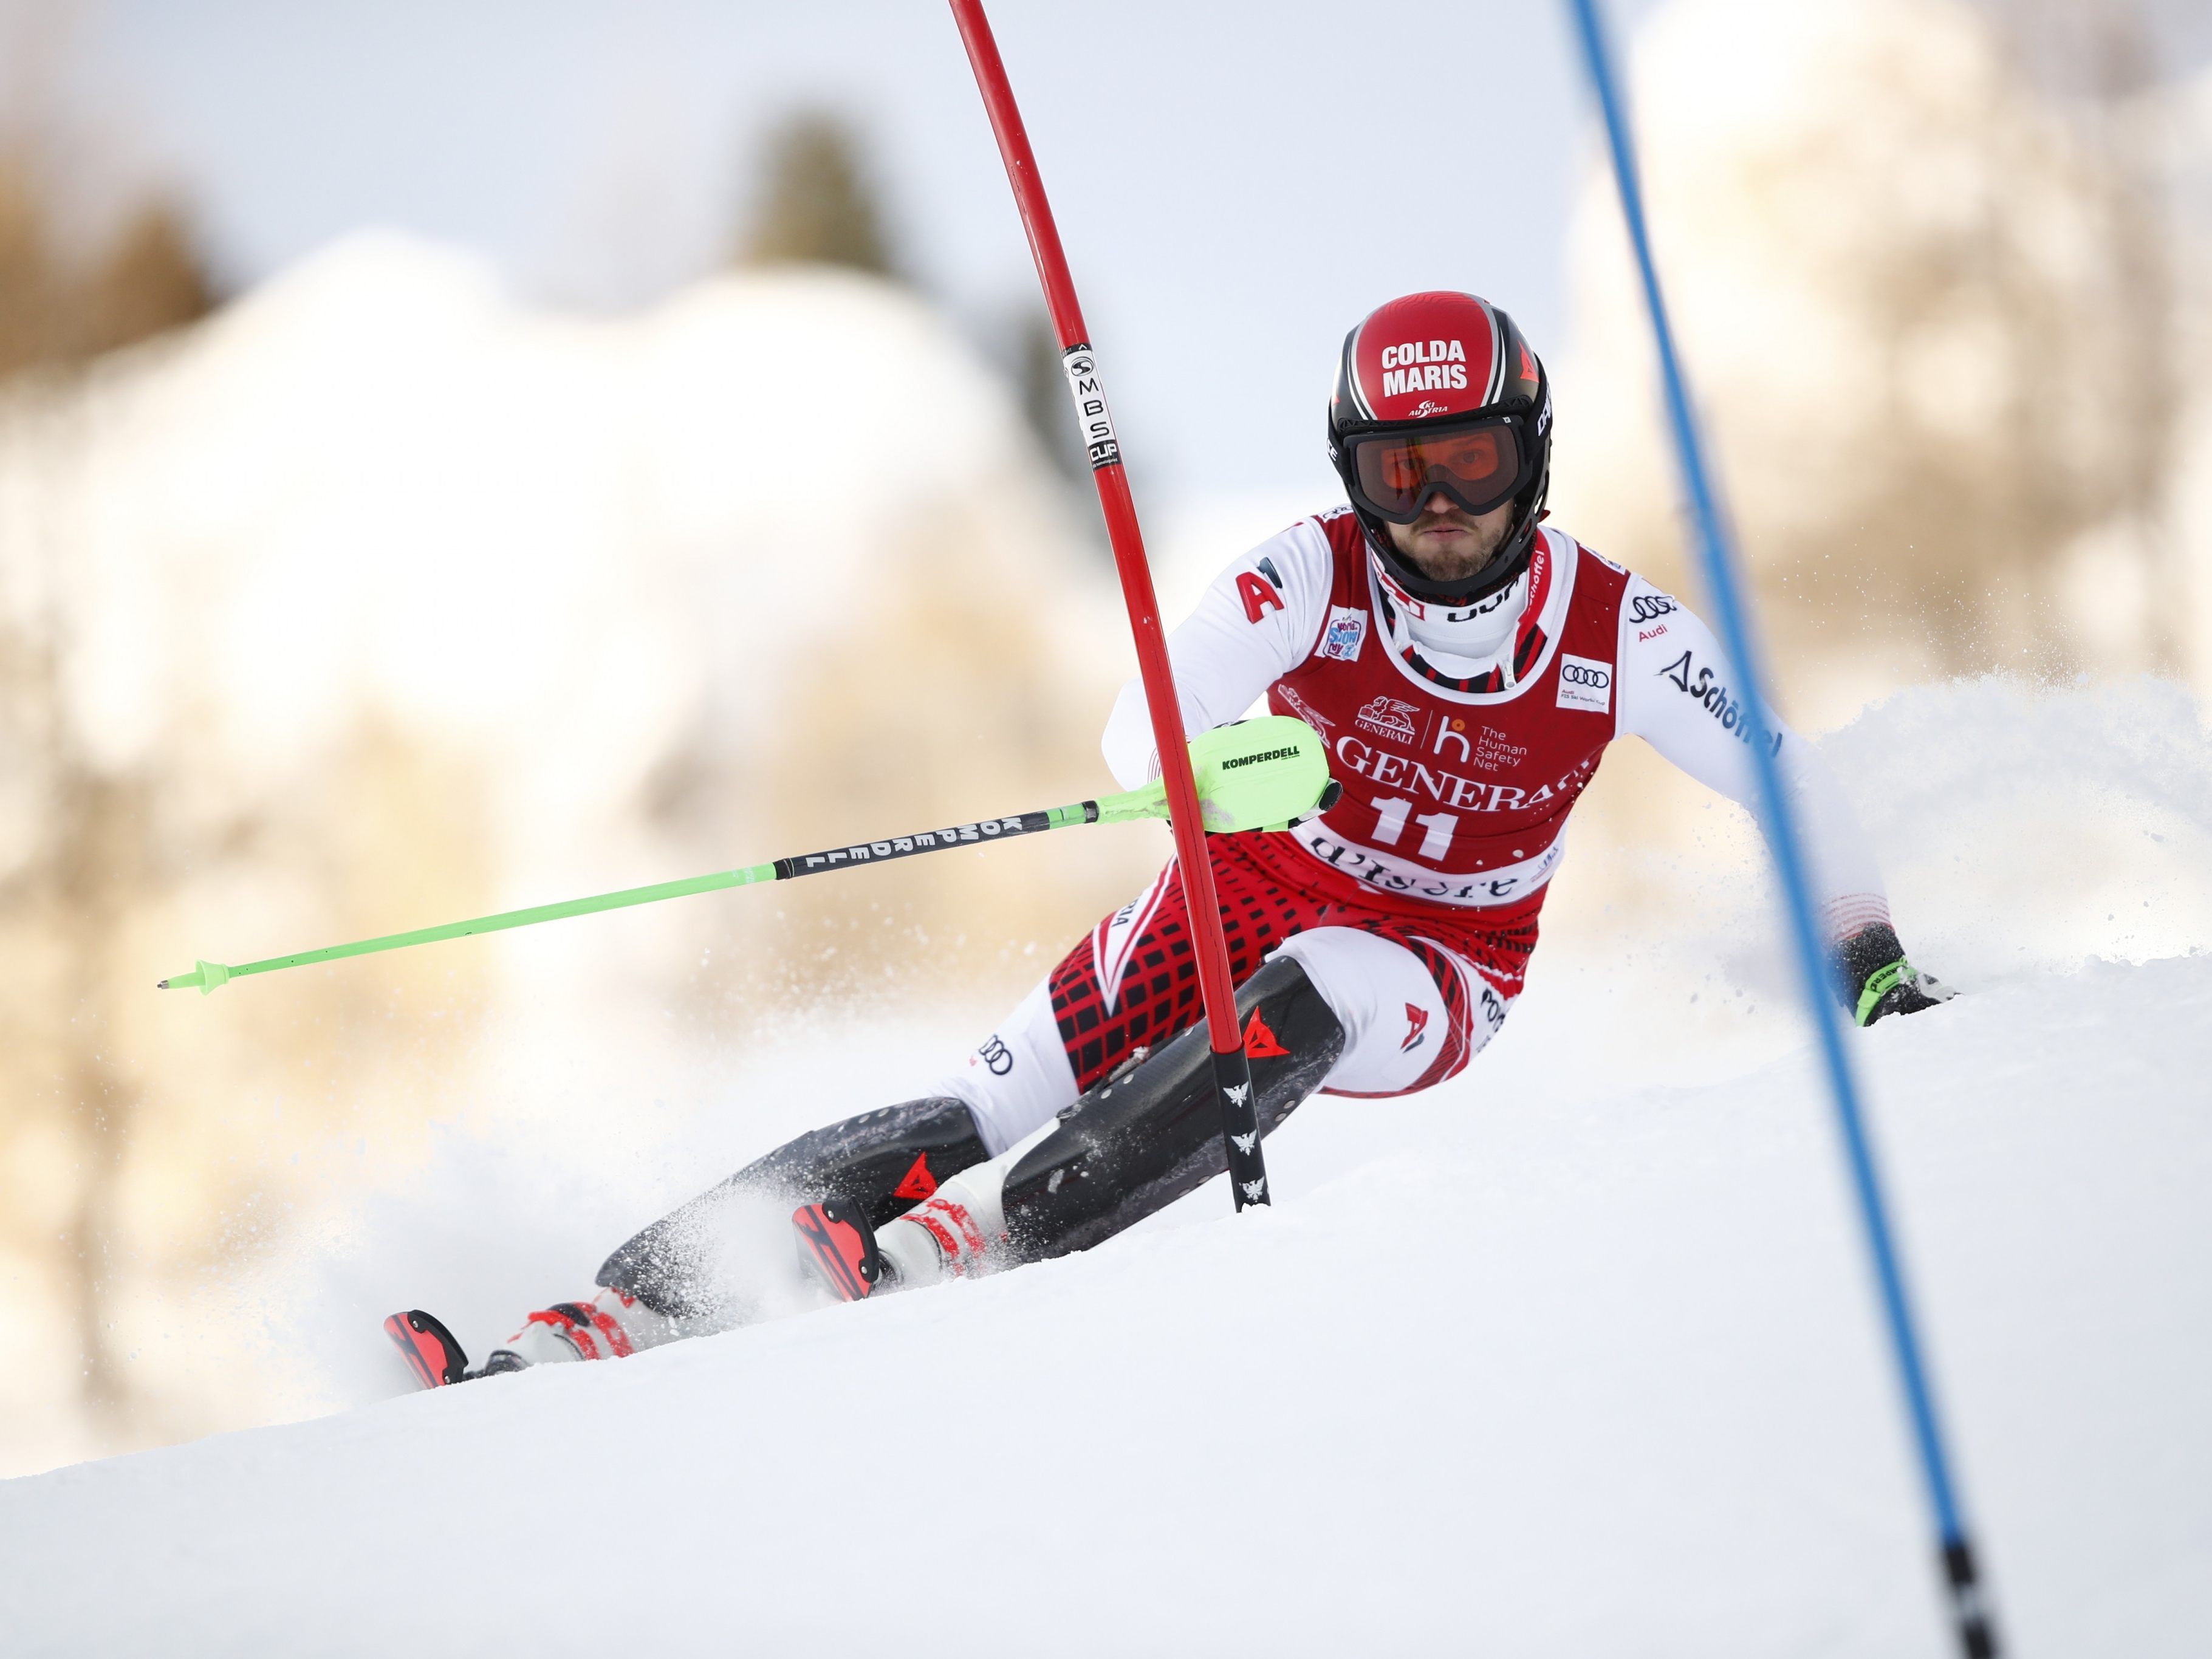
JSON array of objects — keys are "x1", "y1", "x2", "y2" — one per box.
[{"x1": 159, "y1": 716, "x2": 1335, "y2": 996}]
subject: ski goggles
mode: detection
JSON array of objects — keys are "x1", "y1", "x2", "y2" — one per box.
[{"x1": 1346, "y1": 416, "x2": 1532, "y2": 524}]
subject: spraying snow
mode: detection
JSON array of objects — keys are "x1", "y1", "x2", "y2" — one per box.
[{"x1": 1, "y1": 674, "x2": 2206, "y2": 1655}]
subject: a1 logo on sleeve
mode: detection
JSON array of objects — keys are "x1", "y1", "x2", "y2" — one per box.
[{"x1": 1555, "y1": 652, "x2": 1613, "y2": 714}]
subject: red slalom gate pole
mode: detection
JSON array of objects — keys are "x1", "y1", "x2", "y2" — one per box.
[{"x1": 948, "y1": 0, "x2": 1269, "y2": 1209}]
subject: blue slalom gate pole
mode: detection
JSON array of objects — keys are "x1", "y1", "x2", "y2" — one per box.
[{"x1": 1564, "y1": 3, "x2": 1998, "y2": 1654}]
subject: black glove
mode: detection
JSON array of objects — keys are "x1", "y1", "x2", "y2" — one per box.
[{"x1": 1834, "y1": 923, "x2": 1955, "y2": 1028}]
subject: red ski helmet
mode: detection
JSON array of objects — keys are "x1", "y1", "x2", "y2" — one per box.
[{"x1": 1327, "y1": 291, "x2": 1552, "y2": 606}]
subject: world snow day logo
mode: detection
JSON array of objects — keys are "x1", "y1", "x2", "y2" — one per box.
[{"x1": 1320, "y1": 609, "x2": 1367, "y2": 662}]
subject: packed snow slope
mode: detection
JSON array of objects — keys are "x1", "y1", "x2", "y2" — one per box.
[{"x1": 4, "y1": 678, "x2": 2210, "y2": 1657}]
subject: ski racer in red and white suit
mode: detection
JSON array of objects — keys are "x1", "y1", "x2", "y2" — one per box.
[{"x1": 426, "y1": 291, "x2": 1948, "y2": 1381}]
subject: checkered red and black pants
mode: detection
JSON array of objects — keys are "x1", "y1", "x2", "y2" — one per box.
[{"x1": 1047, "y1": 829, "x2": 1540, "y2": 1099}]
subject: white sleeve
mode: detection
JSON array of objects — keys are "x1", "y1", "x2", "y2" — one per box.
[
  {"x1": 1614, "y1": 576, "x2": 1891, "y2": 942},
  {"x1": 1099, "y1": 521, "x2": 1331, "y2": 790}
]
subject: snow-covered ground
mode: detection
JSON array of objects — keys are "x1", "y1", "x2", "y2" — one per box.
[{"x1": 2, "y1": 677, "x2": 2208, "y2": 1656}]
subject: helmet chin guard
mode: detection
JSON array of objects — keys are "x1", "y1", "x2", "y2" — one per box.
[{"x1": 1326, "y1": 290, "x2": 1552, "y2": 607}]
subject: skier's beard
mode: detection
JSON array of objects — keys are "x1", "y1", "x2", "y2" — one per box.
[{"x1": 1385, "y1": 499, "x2": 1516, "y2": 584}]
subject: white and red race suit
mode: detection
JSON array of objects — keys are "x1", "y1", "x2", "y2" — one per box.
[{"x1": 936, "y1": 508, "x2": 1890, "y2": 1156}]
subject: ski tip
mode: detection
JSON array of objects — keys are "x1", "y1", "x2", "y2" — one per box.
[
  {"x1": 792, "y1": 1199, "x2": 882, "y2": 1303},
  {"x1": 385, "y1": 1308, "x2": 470, "y2": 1389}
]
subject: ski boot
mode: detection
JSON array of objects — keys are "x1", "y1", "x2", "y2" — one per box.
[
  {"x1": 794, "y1": 1159, "x2": 1008, "y2": 1303},
  {"x1": 385, "y1": 1287, "x2": 676, "y2": 1389}
]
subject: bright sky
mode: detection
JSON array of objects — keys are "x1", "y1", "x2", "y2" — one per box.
[
  {"x1": 47, "y1": 0, "x2": 2212, "y2": 498},
  {"x1": 56, "y1": 0, "x2": 1671, "y2": 499}
]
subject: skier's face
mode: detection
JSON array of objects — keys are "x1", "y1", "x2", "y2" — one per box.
[{"x1": 1383, "y1": 489, "x2": 1516, "y2": 583}]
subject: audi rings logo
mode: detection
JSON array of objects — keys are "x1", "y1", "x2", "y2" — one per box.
[
  {"x1": 1628, "y1": 593, "x2": 1678, "y2": 625},
  {"x1": 1556, "y1": 651, "x2": 1615, "y2": 714}
]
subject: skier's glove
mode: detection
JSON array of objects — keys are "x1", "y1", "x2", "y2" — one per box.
[{"x1": 1834, "y1": 923, "x2": 1956, "y2": 1028}]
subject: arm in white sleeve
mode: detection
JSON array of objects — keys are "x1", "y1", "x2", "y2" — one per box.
[
  {"x1": 1099, "y1": 521, "x2": 1332, "y2": 790},
  {"x1": 1613, "y1": 577, "x2": 1891, "y2": 944}
]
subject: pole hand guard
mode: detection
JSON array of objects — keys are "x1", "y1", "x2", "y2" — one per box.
[{"x1": 1094, "y1": 716, "x2": 1335, "y2": 835}]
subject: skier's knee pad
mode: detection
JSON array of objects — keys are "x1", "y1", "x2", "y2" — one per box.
[
  {"x1": 597, "y1": 1095, "x2": 991, "y2": 1316},
  {"x1": 1001, "y1": 953, "x2": 1343, "y2": 1262}
]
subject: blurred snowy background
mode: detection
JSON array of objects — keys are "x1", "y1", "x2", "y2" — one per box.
[{"x1": 1, "y1": 0, "x2": 2210, "y2": 1477}]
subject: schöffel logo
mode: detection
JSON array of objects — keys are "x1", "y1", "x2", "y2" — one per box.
[
  {"x1": 1556, "y1": 652, "x2": 1613, "y2": 715},
  {"x1": 1219, "y1": 745, "x2": 1298, "y2": 771},
  {"x1": 1657, "y1": 648, "x2": 1782, "y2": 758}
]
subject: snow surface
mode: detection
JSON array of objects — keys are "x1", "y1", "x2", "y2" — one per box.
[{"x1": 2, "y1": 677, "x2": 2209, "y2": 1656}]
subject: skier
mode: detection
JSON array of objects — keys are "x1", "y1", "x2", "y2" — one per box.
[{"x1": 389, "y1": 290, "x2": 1951, "y2": 1389}]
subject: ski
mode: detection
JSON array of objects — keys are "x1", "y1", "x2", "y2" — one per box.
[
  {"x1": 385, "y1": 1308, "x2": 470, "y2": 1390},
  {"x1": 793, "y1": 1198, "x2": 883, "y2": 1302}
]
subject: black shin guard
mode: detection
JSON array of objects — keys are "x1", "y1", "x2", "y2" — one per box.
[
  {"x1": 1002, "y1": 954, "x2": 1344, "y2": 1264},
  {"x1": 597, "y1": 1096, "x2": 990, "y2": 1317}
]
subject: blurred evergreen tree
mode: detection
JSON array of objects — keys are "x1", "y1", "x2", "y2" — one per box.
[
  {"x1": 1015, "y1": 307, "x2": 1082, "y2": 481},
  {"x1": 0, "y1": 131, "x2": 217, "y2": 1447},
  {"x1": 0, "y1": 150, "x2": 60, "y2": 377},
  {"x1": 736, "y1": 111, "x2": 899, "y2": 278},
  {"x1": 80, "y1": 197, "x2": 217, "y2": 358},
  {"x1": 0, "y1": 145, "x2": 216, "y2": 381}
]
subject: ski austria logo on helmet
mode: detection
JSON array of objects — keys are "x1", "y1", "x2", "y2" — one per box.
[{"x1": 1556, "y1": 653, "x2": 1613, "y2": 714}]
